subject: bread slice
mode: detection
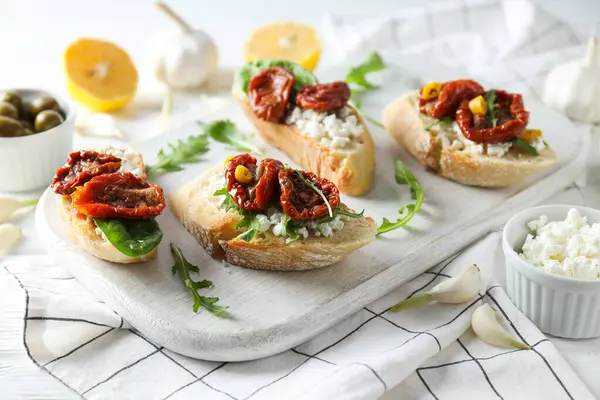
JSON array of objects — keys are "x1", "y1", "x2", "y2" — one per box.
[
  {"x1": 58, "y1": 195, "x2": 157, "y2": 263},
  {"x1": 169, "y1": 164, "x2": 377, "y2": 271},
  {"x1": 234, "y1": 93, "x2": 376, "y2": 196},
  {"x1": 382, "y1": 91, "x2": 558, "y2": 187},
  {"x1": 56, "y1": 147, "x2": 157, "y2": 264}
]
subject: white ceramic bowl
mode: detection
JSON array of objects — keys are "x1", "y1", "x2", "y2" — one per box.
[
  {"x1": 0, "y1": 89, "x2": 74, "y2": 192},
  {"x1": 503, "y1": 204, "x2": 600, "y2": 339}
]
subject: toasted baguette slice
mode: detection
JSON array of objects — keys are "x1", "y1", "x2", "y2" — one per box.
[
  {"x1": 234, "y1": 93, "x2": 376, "y2": 196},
  {"x1": 169, "y1": 164, "x2": 377, "y2": 271},
  {"x1": 382, "y1": 91, "x2": 558, "y2": 187},
  {"x1": 56, "y1": 147, "x2": 157, "y2": 264}
]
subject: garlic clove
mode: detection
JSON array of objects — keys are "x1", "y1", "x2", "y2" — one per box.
[
  {"x1": 429, "y1": 263, "x2": 481, "y2": 303},
  {"x1": 471, "y1": 304, "x2": 529, "y2": 349},
  {"x1": 390, "y1": 264, "x2": 481, "y2": 311},
  {"x1": 0, "y1": 197, "x2": 38, "y2": 223},
  {"x1": 75, "y1": 109, "x2": 123, "y2": 138},
  {"x1": 0, "y1": 224, "x2": 23, "y2": 256}
]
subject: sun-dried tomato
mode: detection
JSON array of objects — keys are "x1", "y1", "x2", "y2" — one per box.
[
  {"x1": 296, "y1": 81, "x2": 351, "y2": 112},
  {"x1": 225, "y1": 153, "x2": 283, "y2": 211},
  {"x1": 419, "y1": 80, "x2": 485, "y2": 119},
  {"x1": 248, "y1": 67, "x2": 295, "y2": 123},
  {"x1": 71, "y1": 172, "x2": 165, "y2": 219},
  {"x1": 51, "y1": 150, "x2": 122, "y2": 195},
  {"x1": 456, "y1": 90, "x2": 529, "y2": 144},
  {"x1": 278, "y1": 169, "x2": 340, "y2": 221}
]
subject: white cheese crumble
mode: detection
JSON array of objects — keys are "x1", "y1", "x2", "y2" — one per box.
[
  {"x1": 520, "y1": 208, "x2": 600, "y2": 279},
  {"x1": 286, "y1": 106, "x2": 363, "y2": 149},
  {"x1": 266, "y1": 208, "x2": 345, "y2": 238},
  {"x1": 92, "y1": 145, "x2": 143, "y2": 177},
  {"x1": 531, "y1": 137, "x2": 546, "y2": 152}
]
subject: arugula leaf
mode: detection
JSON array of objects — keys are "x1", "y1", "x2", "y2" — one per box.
[
  {"x1": 424, "y1": 117, "x2": 454, "y2": 132},
  {"x1": 94, "y1": 218, "x2": 163, "y2": 257},
  {"x1": 363, "y1": 114, "x2": 385, "y2": 129},
  {"x1": 214, "y1": 187, "x2": 262, "y2": 242},
  {"x1": 146, "y1": 132, "x2": 210, "y2": 175},
  {"x1": 345, "y1": 52, "x2": 387, "y2": 125},
  {"x1": 170, "y1": 243, "x2": 228, "y2": 316},
  {"x1": 336, "y1": 207, "x2": 365, "y2": 219},
  {"x1": 346, "y1": 52, "x2": 386, "y2": 90},
  {"x1": 377, "y1": 159, "x2": 424, "y2": 235},
  {"x1": 295, "y1": 170, "x2": 333, "y2": 218},
  {"x1": 274, "y1": 213, "x2": 300, "y2": 244},
  {"x1": 235, "y1": 213, "x2": 262, "y2": 242},
  {"x1": 233, "y1": 60, "x2": 318, "y2": 98},
  {"x1": 213, "y1": 188, "x2": 238, "y2": 212},
  {"x1": 200, "y1": 120, "x2": 263, "y2": 156},
  {"x1": 511, "y1": 137, "x2": 539, "y2": 156},
  {"x1": 485, "y1": 90, "x2": 498, "y2": 127}
]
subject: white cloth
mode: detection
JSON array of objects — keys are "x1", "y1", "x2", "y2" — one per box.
[
  {"x1": 0, "y1": 1, "x2": 596, "y2": 399},
  {"x1": 0, "y1": 232, "x2": 593, "y2": 400}
]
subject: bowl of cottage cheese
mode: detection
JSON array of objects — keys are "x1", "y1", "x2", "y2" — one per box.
[{"x1": 503, "y1": 205, "x2": 600, "y2": 339}]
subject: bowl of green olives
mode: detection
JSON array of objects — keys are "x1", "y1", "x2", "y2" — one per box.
[{"x1": 0, "y1": 89, "x2": 74, "y2": 191}]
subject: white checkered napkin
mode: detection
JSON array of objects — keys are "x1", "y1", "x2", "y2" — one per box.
[
  {"x1": 0, "y1": 231, "x2": 593, "y2": 400},
  {"x1": 322, "y1": 0, "x2": 585, "y2": 71}
]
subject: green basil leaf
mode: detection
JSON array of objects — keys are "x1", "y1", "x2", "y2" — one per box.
[
  {"x1": 94, "y1": 218, "x2": 163, "y2": 257},
  {"x1": 233, "y1": 60, "x2": 318, "y2": 99}
]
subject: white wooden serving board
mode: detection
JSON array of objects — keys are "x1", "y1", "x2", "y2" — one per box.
[{"x1": 36, "y1": 64, "x2": 587, "y2": 362}]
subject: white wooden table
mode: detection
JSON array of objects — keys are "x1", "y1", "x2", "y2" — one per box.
[{"x1": 2, "y1": 0, "x2": 600, "y2": 396}]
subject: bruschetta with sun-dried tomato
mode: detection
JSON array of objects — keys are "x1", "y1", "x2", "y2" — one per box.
[
  {"x1": 50, "y1": 147, "x2": 165, "y2": 263},
  {"x1": 169, "y1": 153, "x2": 376, "y2": 271},
  {"x1": 233, "y1": 60, "x2": 375, "y2": 196},
  {"x1": 382, "y1": 80, "x2": 557, "y2": 187}
]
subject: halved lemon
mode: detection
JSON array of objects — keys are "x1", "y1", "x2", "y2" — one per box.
[
  {"x1": 64, "y1": 38, "x2": 138, "y2": 112},
  {"x1": 244, "y1": 22, "x2": 321, "y2": 71}
]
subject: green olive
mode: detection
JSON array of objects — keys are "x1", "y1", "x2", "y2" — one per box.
[
  {"x1": 34, "y1": 110, "x2": 64, "y2": 132},
  {"x1": 19, "y1": 119, "x2": 33, "y2": 130},
  {"x1": 30, "y1": 96, "x2": 61, "y2": 119},
  {"x1": 0, "y1": 102, "x2": 19, "y2": 120},
  {"x1": 23, "y1": 128, "x2": 35, "y2": 136},
  {"x1": 0, "y1": 91, "x2": 23, "y2": 110},
  {"x1": 0, "y1": 116, "x2": 25, "y2": 138}
]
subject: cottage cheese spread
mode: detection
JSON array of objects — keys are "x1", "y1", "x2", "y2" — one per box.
[
  {"x1": 520, "y1": 208, "x2": 600, "y2": 279},
  {"x1": 286, "y1": 106, "x2": 363, "y2": 149},
  {"x1": 93, "y1": 146, "x2": 143, "y2": 177}
]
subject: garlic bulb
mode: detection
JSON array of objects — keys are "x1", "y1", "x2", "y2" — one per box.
[
  {"x1": 390, "y1": 264, "x2": 481, "y2": 311},
  {"x1": 0, "y1": 224, "x2": 23, "y2": 256},
  {"x1": 153, "y1": 2, "x2": 218, "y2": 90},
  {"x1": 543, "y1": 36, "x2": 600, "y2": 123},
  {"x1": 471, "y1": 304, "x2": 529, "y2": 349}
]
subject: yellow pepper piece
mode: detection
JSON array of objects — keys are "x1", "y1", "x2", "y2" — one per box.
[
  {"x1": 224, "y1": 155, "x2": 236, "y2": 166},
  {"x1": 519, "y1": 129, "x2": 543, "y2": 142},
  {"x1": 468, "y1": 95, "x2": 487, "y2": 116},
  {"x1": 422, "y1": 82, "x2": 443, "y2": 100},
  {"x1": 234, "y1": 165, "x2": 253, "y2": 183}
]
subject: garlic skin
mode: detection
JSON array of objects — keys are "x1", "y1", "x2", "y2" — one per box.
[
  {"x1": 153, "y1": 2, "x2": 218, "y2": 89},
  {"x1": 471, "y1": 304, "x2": 529, "y2": 349},
  {"x1": 390, "y1": 264, "x2": 481, "y2": 311},
  {"x1": 0, "y1": 197, "x2": 38, "y2": 223},
  {"x1": 543, "y1": 36, "x2": 600, "y2": 123},
  {"x1": 0, "y1": 224, "x2": 23, "y2": 256}
]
